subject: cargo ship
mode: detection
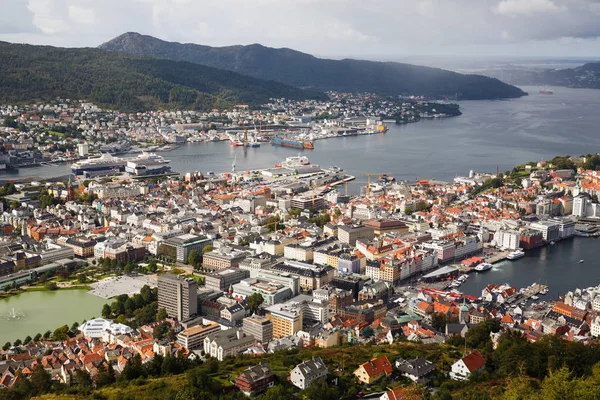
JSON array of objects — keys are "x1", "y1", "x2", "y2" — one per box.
[{"x1": 271, "y1": 137, "x2": 314, "y2": 150}]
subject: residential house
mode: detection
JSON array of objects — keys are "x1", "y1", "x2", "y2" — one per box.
[
  {"x1": 354, "y1": 355, "x2": 393, "y2": 385},
  {"x1": 449, "y1": 350, "x2": 486, "y2": 381},
  {"x1": 290, "y1": 356, "x2": 328, "y2": 390}
]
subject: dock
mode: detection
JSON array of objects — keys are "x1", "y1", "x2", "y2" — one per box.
[{"x1": 505, "y1": 283, "x2": 549, "y2": 305}]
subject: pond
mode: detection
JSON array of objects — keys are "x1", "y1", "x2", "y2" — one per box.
[{"x1": 0, "y1": 289, "x2": 106, "y2": 345}]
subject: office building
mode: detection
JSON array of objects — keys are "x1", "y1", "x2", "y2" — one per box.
[
  {"x1": 337, "y1": 224, "x2": 375, "y2": 246},
  {"x1": 158, "y1": 233, "x2": 212, "y2": 262},
  {"x1": 158, "y1": 274, "x2": 198, "y2": 321},
  {"x1": 242, "y1": 315, "x2": 273, "y2": 343},
  {"x1": 202, "y1": 248, "x2": 248, "y2": 271},
  {"x1": 176, "y1": 321, "x2": 221, "y2": 350},
  {"x1": 204, "y1": 268, "x2": 250, "y2": 292}
]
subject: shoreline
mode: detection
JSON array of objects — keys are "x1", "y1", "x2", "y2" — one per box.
[{"x1": 0, "y1": 284, "x2": 92, "y2": 300}]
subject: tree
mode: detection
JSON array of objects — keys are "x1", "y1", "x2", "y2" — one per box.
[
  {"x1": 247, "y1": 293, "x2": 264, "y2": 314},
  {"x1": 2, "y1": 342, "x2": 10, "y2": 351},
  {"x1": 43, "y1": 330, "x2": 51, "y2": 339},
  {"x1": 71, "y1": 321, "x2": 80, "y2": 331},
  {"x1": 156, "y1": 307, "x2": 168, "y2": 321},
  {"x1": 30, "y1": 364, "x2": 52, "y2": 396},
  {"x1": 102, "y1": 304, "x2": 112, "y2": 319},
  {"x1": 13, "y1": 339, "x2": 22, "y2": 347},
  {"x1": 23, "y1": 336, "x2": 32, "y2": 345},
  {"x1": 10, "y1": 200, "x2": 20, "y2": 210},
  {"x1": 431, "y1": 314, "x2": 448, "y2": 332},
  {"x1": 52, "y1": 325, "x2": 70, "y2": 341},
  {"x1": 186, "y1": 249, "x2": 201, "y2": 267},
  {"x1": 33, "y1": 333, "x2": 42, "y2": 342},
  {"x1": 147, "y1": 259, "x2": 158, "y2": 272},
  {"x1": 45, "y1": 281, "x2": 58, "y2": 290},
  {"x1": 153, "y1": 321, "x2": 170, "y2": 339},
  {"x1": 76, "y1": 370, "x2": 93, "y2": 392}
]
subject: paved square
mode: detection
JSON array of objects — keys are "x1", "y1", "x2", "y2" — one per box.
[{"x1": 88, "y1": 275, "x2": 158, "y2": 299}]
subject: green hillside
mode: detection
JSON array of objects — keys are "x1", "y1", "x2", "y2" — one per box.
[
  {"x1": 100, "y1": 32, "x2": 527, "y2": 100},
  {"x1": 0, "y1": 42, "x2": 327, "y2": 111}
]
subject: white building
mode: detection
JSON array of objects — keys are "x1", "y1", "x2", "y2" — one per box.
[
  {"x1": 290, "y1": 357, "x2": 328, "y2": 389},
  {"x1": 79, "y1": 318, "x2": 133, "y2": 340},
  {"x1": 449, "y1": 351, "x2": 486, "y2": 381},
  {"x1": 77, "y1": 142, "x2": 89, "y2": 158},
  {"x1": 592, "y1": 316, "x2": 600, "y2": 338},
  {"x1": 494, "y1": 229, "x2": 520, "y2": 250},
  {"x1": 530, "y1": 221, "x2": 560, "y2": 242}
]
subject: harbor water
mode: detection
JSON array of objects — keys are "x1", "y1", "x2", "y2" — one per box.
[
  {"x1": 1, "y1": 86, "x2": 600, "y2": 183},
  {"x1": 459, "y1": 237, "x2": 600, "y2": 297}
]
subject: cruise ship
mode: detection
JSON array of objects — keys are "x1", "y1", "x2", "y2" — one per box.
[
  {"x1": 71, "y1": 153, "x2": 126, "y2": 175},
  {"x1": 125, "y1": 153, "x2": 171, "y2": 176},
  {"x1": 506, "y1": 250, "x2": 525, "y2": 260},
  {"x1": 72, "y1": 153, "x2": 171, "y2": 176}
]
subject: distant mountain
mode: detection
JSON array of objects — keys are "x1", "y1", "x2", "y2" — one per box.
[
  {"x1": 99, "y1": 32, "x2": 527, "y2": 100},
  {"x1": 480, "y1": 63, "x2": 600, "y2": 89},
  {"x1": 0, "y1": 42, "x2": 326, "y2": 111}
]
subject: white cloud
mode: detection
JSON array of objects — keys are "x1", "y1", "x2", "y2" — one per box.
[
  {"x1": 0, "y1": 0, "x2": 598, "y2": 57},
  {"x1": 495, "y1": 0, "x2": 566, "y2": 15}
]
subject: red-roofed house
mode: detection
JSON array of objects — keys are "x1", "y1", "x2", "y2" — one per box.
[
  {"x1": 354, "y1": 355, "x2": 393, "y2": 384},
  {"x1": 450, "y1": 350, "x2": 486, "y2": 380}
]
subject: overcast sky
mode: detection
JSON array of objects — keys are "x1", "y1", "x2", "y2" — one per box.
[{"x1": 1, "y1": 0, "x2": 599, "y2": 60}]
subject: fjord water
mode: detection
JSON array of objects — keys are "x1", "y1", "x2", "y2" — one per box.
[
  {"x1": 2, "y1": 86, "x2": 600, "y2": 182},
  {"x1": 0, "y1": 290, "x2": 105, "y2": 345},
  {"x1": 458, "y1": 237, "x2": 600, "y2": 297}
]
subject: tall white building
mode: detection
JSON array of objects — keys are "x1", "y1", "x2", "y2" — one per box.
[
  {"x1": 77, "y1": 142, "x2": 89, "y2": 157},
  {"x1": 495, "y1": 230, "x2": 520, "y2": 250}
]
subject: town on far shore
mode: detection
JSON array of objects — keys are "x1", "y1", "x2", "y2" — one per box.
[{"x1": 1, "y1": 100, "x2": 600, "y2": 398}]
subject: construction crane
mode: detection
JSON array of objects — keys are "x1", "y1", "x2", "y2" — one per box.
[
  {"x1": 361, "y1": 173, "x2": 391, "y2": 196},
  {"x1": 342, "y1": 181, "x2": 368, "y2": 196}
]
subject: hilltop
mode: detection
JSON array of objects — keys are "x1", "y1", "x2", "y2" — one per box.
[
  {"x1": 0, "y1": 42, "x2": 326, "y2": 111},
  {"x1": 99, "y1": 32, "x2": 527, "y2": 100},
  {"x1": 481, "y1": 62, "x2": 600, "y2": 89}
]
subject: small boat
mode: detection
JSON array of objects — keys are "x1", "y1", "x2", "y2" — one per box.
[
  {"x1": 539, "y1": 88, "x2": 554, "y2": 95},
  {"x1": 550, "y1": 241, "x2": 555, "y2": 245},
  {"x1": 531, "y1": 295, "x2": 539, "y2": 300},
  {"x1": 579, "y1": 260, "x2": 584, "y2": 263},
  {"x1": 475, "y1": 263, "x2": 493, "y2": 272},
  {"x1": 506, "y1": 250, "x2": 525, "y2": 260}
]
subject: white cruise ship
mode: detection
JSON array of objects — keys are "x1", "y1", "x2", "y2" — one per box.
[
  {"x1": 71, "y1": 153, "x2": 126, "y2": 175},
  {"x1": 125, "y1": 152, "x2": 171, "y2": 176},
  {"x1": 506, "y1": 250, "x2": 525, "y2": 260}
]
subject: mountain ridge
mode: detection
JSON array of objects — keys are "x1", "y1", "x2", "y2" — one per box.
[
  {"x1": 0, "y1": 41, "x2": 326, "y2": 111},
  {"x1": 479, "y1": 62, "x2": 600, "y2": 89},
  {"x1": 99, "y1": 32, "x2": 527, "y2": 100}
]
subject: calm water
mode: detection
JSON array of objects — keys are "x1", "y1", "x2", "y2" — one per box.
[
  {"x1": 2, "y1": 86, "x2": 600, "y2": 182},
  {"x1": 459, "y1": 237, "x2": 600, "y2": 297},
  {"x1": 0, "y1": 290, "x2": 105, "y2": 345}
]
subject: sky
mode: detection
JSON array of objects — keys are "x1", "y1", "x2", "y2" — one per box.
[{"x1": 1, "y1": 0, "x2": 599, "y2": 60}]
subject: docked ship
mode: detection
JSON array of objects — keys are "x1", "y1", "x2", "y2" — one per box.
[
  {"x1": 71, "y1": 153, "x2": 126, "y2": 176},
  {"x1": 278, "y1": 155, "x2": 311, "y2": 168},
  {"x1": 506, "y1": 250, "x2": 525, "y2": 260},
  {"x1": 539, "y1": 88, "x2": 554, "y2": 94},
  {"x1": 271, "y1": 137, "x2": 314, "y2": 150},
  {"x1": 125, "y1": 152, "x2": 171, "y2": 176},
  {"x1": 229, "y1": 135, "x2": 245, "y2": 147},
  {"x1": 475, "y1": 263, "x2": 493, "y2": 272}
]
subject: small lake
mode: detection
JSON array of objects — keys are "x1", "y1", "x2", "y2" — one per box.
[{"x1": 0, "y1": 289, "x2": 106, "y2": 345}]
